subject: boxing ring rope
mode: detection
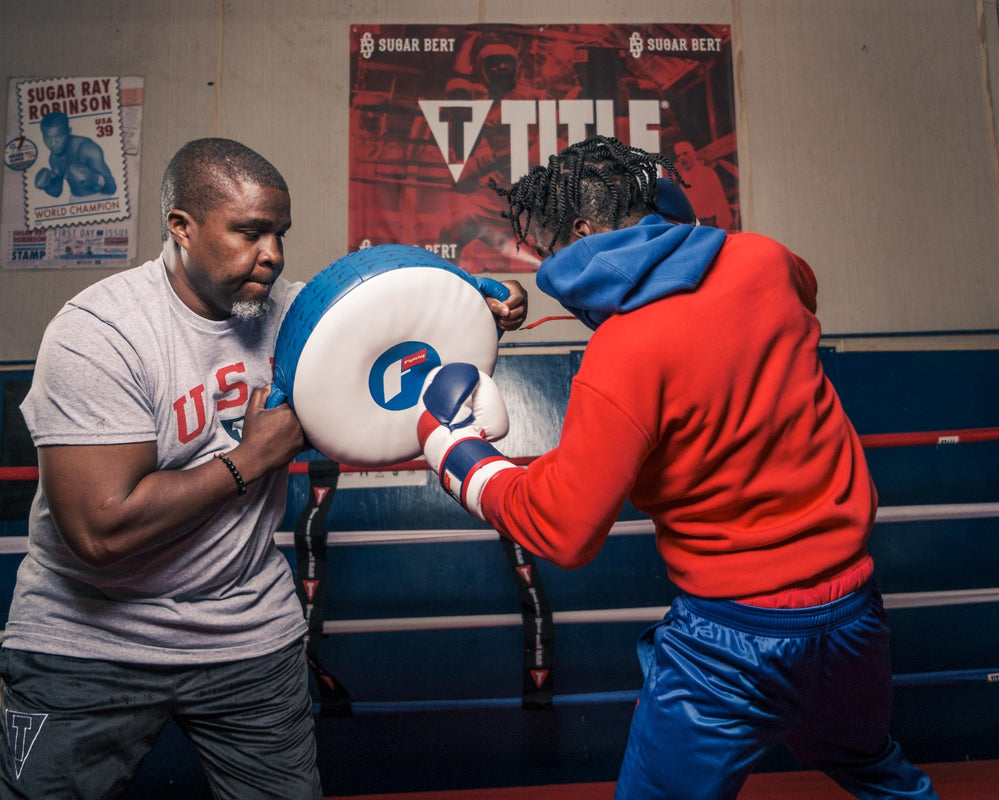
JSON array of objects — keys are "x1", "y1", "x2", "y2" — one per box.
[
  {"x1": 1, "y1": 426, "x2": 996, "y2": 487},
  {"x1": 279, "y1": 425, "x2": 999, "y2": 476},
  {"x1": 1, "y1": 425, "x2": 997, "y2": 710}
]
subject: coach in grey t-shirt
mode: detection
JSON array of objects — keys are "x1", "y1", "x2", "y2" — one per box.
[
  {"x1": 14, "y1": 255, "x2": 306, "y2": 662},
  {"x1": 3, "y1": 138, "x2": 321, "y2": 799},
  {"x1": 1, "y1": 137, "x2": 527, "y2": 799}
]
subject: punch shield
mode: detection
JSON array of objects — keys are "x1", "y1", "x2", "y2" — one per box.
[{"x1": 267, "y1": 244, "x2": 507, "y2": 467}]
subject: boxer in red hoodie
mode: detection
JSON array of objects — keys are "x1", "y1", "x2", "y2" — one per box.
[{"x1": 417, "y1": 136, "x2": 938, "y2": 800}]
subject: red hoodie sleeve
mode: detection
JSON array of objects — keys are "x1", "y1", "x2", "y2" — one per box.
[{"x1": 479, "y1": 376, "x2": 653, "y2": 569}]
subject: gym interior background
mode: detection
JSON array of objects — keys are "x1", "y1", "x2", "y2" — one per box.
[{"x1": 1, "y1": 1, "x2": 997, "y2": 797}]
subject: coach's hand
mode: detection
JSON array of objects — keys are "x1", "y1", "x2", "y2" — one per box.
[
  {"x1": 231, "y1": 386, "x2": 306, "y2": 482},
  {"x1": 490, "y1": 280, "x2": 528, "y2": 332}
]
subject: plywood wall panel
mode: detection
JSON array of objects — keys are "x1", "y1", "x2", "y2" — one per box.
[
  {"x1": 738, "y1": 0, "x2": 999, "y2": 334},
  {"x1": 1, "y1": 0, "x2": 996, "y2": 362}
]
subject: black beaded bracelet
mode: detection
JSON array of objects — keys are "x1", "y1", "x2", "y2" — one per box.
[{"x1": 214, "y1": 451, "x2": 247, "y2": 496}]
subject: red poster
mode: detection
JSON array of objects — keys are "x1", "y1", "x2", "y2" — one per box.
[{"x1": 349, "y1": 23, "x2": 738, "y2": 273}]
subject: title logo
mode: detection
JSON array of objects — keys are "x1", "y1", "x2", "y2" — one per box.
[
  {"x1": 418, "y1": 98, "x2": 666, "y2": 182},
  {"x1": 3, "y1": 708, "x2": 48, "y2": 779}
]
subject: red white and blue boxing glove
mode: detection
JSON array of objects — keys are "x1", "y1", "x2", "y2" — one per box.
[{"x1": 418, "y1": 362, "x2": 518, "y2": 521}]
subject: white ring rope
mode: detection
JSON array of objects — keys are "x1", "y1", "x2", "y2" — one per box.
[
  {"x1": 1, "y1": 501, "x2": 997, "y2": 555},
  {"x1": 299, "y1": 502, "x2": 999, "y2": 548},
  {"x1": 2, "y1": 502, "x2": 996, "y2": 640},
  {"x1": 321, "y1": 585, "x2": 999, "y2": 635}
]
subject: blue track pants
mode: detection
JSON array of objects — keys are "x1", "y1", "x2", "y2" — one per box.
[{"x1": 614, "y1": 582, "x2": 939, "y2": 799}]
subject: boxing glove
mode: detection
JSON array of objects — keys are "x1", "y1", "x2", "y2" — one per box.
[{"x1": 418, "y1": 363, "x2": 517, "y2": 520}]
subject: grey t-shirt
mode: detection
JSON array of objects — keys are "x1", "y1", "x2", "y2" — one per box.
[{"x1": 10, "y1": 256, "x2": 308, "y2": 664}]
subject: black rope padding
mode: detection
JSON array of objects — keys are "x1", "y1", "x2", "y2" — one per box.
[
  {"x1": 501, "y1": 538, "x2": 555, "y2": 709},
  {"x1": 295, "y1": 460, "x2": 352, "y2": 717}
]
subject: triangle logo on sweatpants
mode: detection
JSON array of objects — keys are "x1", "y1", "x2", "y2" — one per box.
[{"x1": 3, "y1": 707, "x2": 48, "y2": 779}]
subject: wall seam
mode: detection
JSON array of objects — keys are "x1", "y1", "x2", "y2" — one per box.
[
  {"x1": 731, "y1": 0, "x2": 750, "y2": 232},
  {"x1": 978, "y1": 0, "x2": 999, "y2": 239},
  {"x1": 215, "y1": 0, "x2": 224, "y2": 134}
]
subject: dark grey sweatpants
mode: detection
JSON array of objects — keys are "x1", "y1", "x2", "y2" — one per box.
[{"x1": 0, "y1": 641, "x2": 321, "y2": 800}]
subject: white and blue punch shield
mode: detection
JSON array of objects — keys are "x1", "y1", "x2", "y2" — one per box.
[{"x1": 269, "y1": 244, "x2": 507, "y2": 467}]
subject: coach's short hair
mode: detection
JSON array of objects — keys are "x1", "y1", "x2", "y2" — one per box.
[{"x1": 160, "y1": 138, "x2": 288, "y2": 241}]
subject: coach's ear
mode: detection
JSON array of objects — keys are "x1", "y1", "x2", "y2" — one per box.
[{"x1": 166, "y1": 209, "x2": 194, "y2": 248}]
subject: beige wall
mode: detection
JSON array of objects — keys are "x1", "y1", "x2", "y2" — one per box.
[{"x1": 1, "y1": 0, "x2": 998, "y2": 361}]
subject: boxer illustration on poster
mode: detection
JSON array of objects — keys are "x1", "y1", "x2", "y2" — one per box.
[
  {"x1": 349, "y1": 23, "x2": 738, "y2": 274},
  {"x1": 16, "y1": 77, "x2": 129, "y2": 228},
  {"x1": 1, "y1": 76, "x2": 142, "y2": 268}
]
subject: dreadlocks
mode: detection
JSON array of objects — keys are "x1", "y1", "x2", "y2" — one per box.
[{"x1": 491, "y1": 135, "x2": 687, "y2": 254}]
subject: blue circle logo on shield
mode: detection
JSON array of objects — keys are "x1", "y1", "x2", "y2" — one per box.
[{"x1": 369, "y1": 341, "x2": 442, "y2": 410}]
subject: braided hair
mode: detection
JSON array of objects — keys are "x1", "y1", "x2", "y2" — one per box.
[{"x1": 491, "y1": 135, "x2": 687, "y2": 254}]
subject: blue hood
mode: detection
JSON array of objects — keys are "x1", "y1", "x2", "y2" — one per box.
[{"x1": 536, "y1": 215, "x2": 727, "y2": 330}]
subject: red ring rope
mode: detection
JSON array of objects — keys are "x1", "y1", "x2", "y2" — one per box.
[{"x1": 0, "y1": 427, "x2": 996, "y2": 481}]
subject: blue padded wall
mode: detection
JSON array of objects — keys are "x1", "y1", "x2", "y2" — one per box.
[{"x1": 1, "y1": 346, "x2": 997, "y2": 798}]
